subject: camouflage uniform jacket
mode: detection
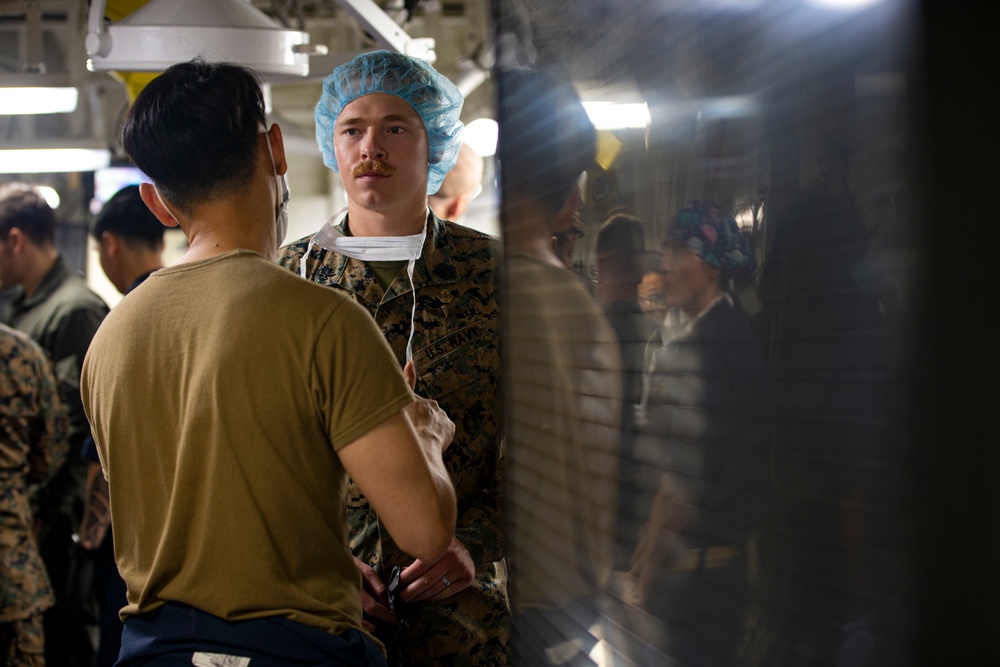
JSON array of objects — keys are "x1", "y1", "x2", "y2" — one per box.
[
  {"x1": 0, "y1": 324, "x2": 69, "y2": 623},
  {"x1": 278, "y1": 211, "x2": 509, "y2": 666}
]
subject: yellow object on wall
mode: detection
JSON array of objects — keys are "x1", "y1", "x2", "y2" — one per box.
[{"x1": 104, "y1": 0, "x2": 159, "y2": 103}]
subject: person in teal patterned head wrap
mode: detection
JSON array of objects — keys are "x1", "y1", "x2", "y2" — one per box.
[
  {"x1": 666, "y1": 199, "x2": 756, "y2": 275},
  {"x1": 661, "y1": 200, "x2": 756, "y2": 318}
]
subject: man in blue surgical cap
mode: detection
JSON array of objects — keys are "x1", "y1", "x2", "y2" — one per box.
[{"x1": 277, "y1": 51, "x2": 507, "y2": 666}]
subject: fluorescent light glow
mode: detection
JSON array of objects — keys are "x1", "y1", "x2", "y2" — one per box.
[
  {"x1": 806, "y1": 0, "x2": 885, "y2": 7},
  {"x1": 463, "y1": 118, "x2": 498, "y2": 157},
  {"x1": 36, "y1": 186, "x2": 61, "y2": 209},
  {"x1": 0, "y1": 149, "x2": 111, "y2": 174},
  {"x1": 582, "y1": 102, "x2": 650, "y2": 130},
  {"x1": 698, "y1": 96, "x2": 760, "y2": 120},
  {"x1": 0, "y1": 87, "x2": 79, "y2": 115}
]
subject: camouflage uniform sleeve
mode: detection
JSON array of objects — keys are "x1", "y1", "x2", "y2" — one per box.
[
  {"x1": 27, "y1": 347, "x2": 70, "y2": 489},
  {"x1": 276, "y1": 242, "x2": 306, "y2": 275}
]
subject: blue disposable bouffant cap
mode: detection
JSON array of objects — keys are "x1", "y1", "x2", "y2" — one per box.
[{"x1": 315, "y1": 50, "x2": 464, "y2": 195}]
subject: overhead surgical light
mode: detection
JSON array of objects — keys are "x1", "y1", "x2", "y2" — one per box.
[{"x1": 85, "y1": 0, "x2": 327, "y2": 81}]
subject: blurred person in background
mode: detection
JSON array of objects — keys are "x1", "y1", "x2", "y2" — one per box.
[
  {"x1": 550, "y1": 213, "x2": 584, "y2": 271},
  {"x1": 1, "y1": 323, "x2": 68, "y2": 667},
  {"x1": 499, "y1": 66, "x2": 622, "y2": 667},
  {"x1": 0, "y1": 183, "x2": 108, "y2": 667},
  {"x1": 622, "y1": 200, "x2": 767, "y2": 667},
  {"x1": 278, "y1": 50, "x2": 507, "y2": 666},
  {"x1": 593, "y1": 212, "x2": 658, "y2": 571},
  {"x1": 78, "y1": 183, "x2": 165, "y2": 667},
  {"x1": 428, "y1": 143, "x2": 485, "y2": 225},
  {"x1": 637, "y1": 268, "x2": 668, "y2": 326},
  {"x1": 90, "y1": 184, "x2": 164, "y2": 296}
]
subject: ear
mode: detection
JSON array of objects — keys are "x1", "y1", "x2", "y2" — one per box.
[
  {"x1": 444, "y1": 194, "x2": 465, "y2": 222},
  {"x1": 705, "y1": 262, "x2": 721, "y2": 282},
  {"x1": 101, "y1": 231, "x2": 122, "y2": 257},
  {"x1": 139, "y1": 183, "x2": 179, "y2": 228},
  {"x1": 5, "y1": 227, "x2": 26, "y2": 253},
  {"x1": 553, "y1": 188, "x2": 581, "y2": 233},
  {"x1": 266, "y1": 123, "x2": 288, "y2": 176}
]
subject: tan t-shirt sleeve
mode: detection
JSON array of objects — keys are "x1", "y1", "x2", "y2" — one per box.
[{"x1": 312, "y1": 297, "x2": 413, "y2": 451}]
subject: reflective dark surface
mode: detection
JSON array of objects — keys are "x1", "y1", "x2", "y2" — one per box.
[{"x1": 494, "y1": 0, "x2": 987, "y2": 664}]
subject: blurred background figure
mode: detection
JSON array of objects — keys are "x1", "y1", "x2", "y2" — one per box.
[
  {"x1": 1, "y1": 323, "x2": 69, "y2": 667},
  {"x1": 78, "y1": 183, "x2": 164, "y2": 667},
  {"x1": 636, "y1": 268, "x2": 668, "y2": 326},
  {"x1": 622, "y1": 200, "x2": 767, "y2": 667},
  {"x1": 499, "y1": 66, "x2": 622, "y2": 667},
  {"x1": 550, "y1": 213, "x2": 584, "y2": 271},
  {"x1": 90, "y1": 185, "x2": 164, "y2": 296},
  {"x1": 0, "y1": 183, "x2": 108, "y2": 667},
  {"x1": 428, "y1": 143, "x2": 484, "y2": 224},
  {"x1": 755, "y1": 131, "x2": 888, "y2": 667},
  {"x1": 593, "y1": 212, "x2": 658, "y2": 573}
]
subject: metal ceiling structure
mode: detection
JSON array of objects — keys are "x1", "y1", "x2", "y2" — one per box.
[{"x1": 0, "y1": 0, "x2": 493, "y2": 160}]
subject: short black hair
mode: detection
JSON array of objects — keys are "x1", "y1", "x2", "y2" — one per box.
[
  {"x1": 120, "y1": 59, "x2": 267, "y2": 215},
  {"x1": 596, "y1": 212, "x2": 645, "y2": 257},
  {"x1": 497, "y1": 68, "x2": 596, "y2": 215},
  {"x1": 90, "y1": 185, "x2": 164, "y2": 250},
  {"x1": 0, "y1": 183, "x2": 57, "y2": 245}
]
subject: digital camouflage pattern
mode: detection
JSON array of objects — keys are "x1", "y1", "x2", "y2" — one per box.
[
  {"x1": 0, "y1": 324, "x2": 69, "y2": 630},
  {"x1": 0, "y1": 612, "x2": 45, "y2": 667},
  {"x1": 278, "y1": 212, "x2": 509, "y2": 666}
]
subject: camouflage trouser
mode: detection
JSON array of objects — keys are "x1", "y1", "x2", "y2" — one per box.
[{"x1": 0, "y1": 612, "x2": 46, "y2": 667}]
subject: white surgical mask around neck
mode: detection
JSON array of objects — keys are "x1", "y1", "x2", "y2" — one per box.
[{"x1": 303, "y1": 208, "x2": 428, "y2": 363}]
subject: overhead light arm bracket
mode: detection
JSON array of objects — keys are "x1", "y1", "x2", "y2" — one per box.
[
  {"x1": 85, "y1": 0, "x2": 112, "y2": 58},
  {"x1": 334, "y1": 0, "x2": 436, "y2": 63}
]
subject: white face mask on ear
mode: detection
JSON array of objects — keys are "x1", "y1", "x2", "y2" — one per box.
[
  {"x1": 153, "y1": 186, "x2": 179, "y2": 224},
  {"x1": 264, "y1": 131, "x2": 290, "y2": 249}
]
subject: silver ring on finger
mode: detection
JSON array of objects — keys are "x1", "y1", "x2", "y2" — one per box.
[{"x1": 441, "y1": 575, "x2": 451, "y2": 587}]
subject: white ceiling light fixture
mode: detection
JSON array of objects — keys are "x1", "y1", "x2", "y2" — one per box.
[
  {"x1": 462, "y1": 118, "x2": 498, "y2": 157},
  {"x1": 36, "y1": 186, "x2": 61, "y2": 210},
  {"x1": 805, "y1": 0, "x2": 886, "y2": 8},
  {"x1": 0, "y1": 81, "x2": 79, "y2": 115},
  {"x1": 85, "y1": 0, "x2": 328, "y2": 82},
  {"x1": 0, "y1": 146, "x2": 112, "y2": 175},
  {"x1": 582, "y1": 102, "x2": 651, "y2": 130}
]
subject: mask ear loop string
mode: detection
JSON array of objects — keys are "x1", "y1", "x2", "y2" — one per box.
[{"x1": 404, "y1": 258, "x2": 417, "y2": 365}]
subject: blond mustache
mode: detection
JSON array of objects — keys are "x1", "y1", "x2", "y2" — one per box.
[{"x1": 351, "y1": 160, "x2": 395, "y2": 177}]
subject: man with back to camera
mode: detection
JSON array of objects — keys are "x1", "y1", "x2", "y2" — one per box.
[
  {"x1": 79, "y1": 183, "x2": 165, "y2": 667},
  {"x1": 428, "y1": 143, "x2": 485, "y2": 225},
  {"x1": 277, "y1": 50, "x2": 508, "y2": 666},
  {"x1": 0, "y1": 182, "x2": 109, "y2": 667},
  {"x1": 497, "y1": 67, "x2": 623, "y2": 666},
  {"x1": 0, "y1": 323, "x2": 68, "y2": 667},
  {"x1": 79, "y1": 59, "x2": 458, "y2": 666}
]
